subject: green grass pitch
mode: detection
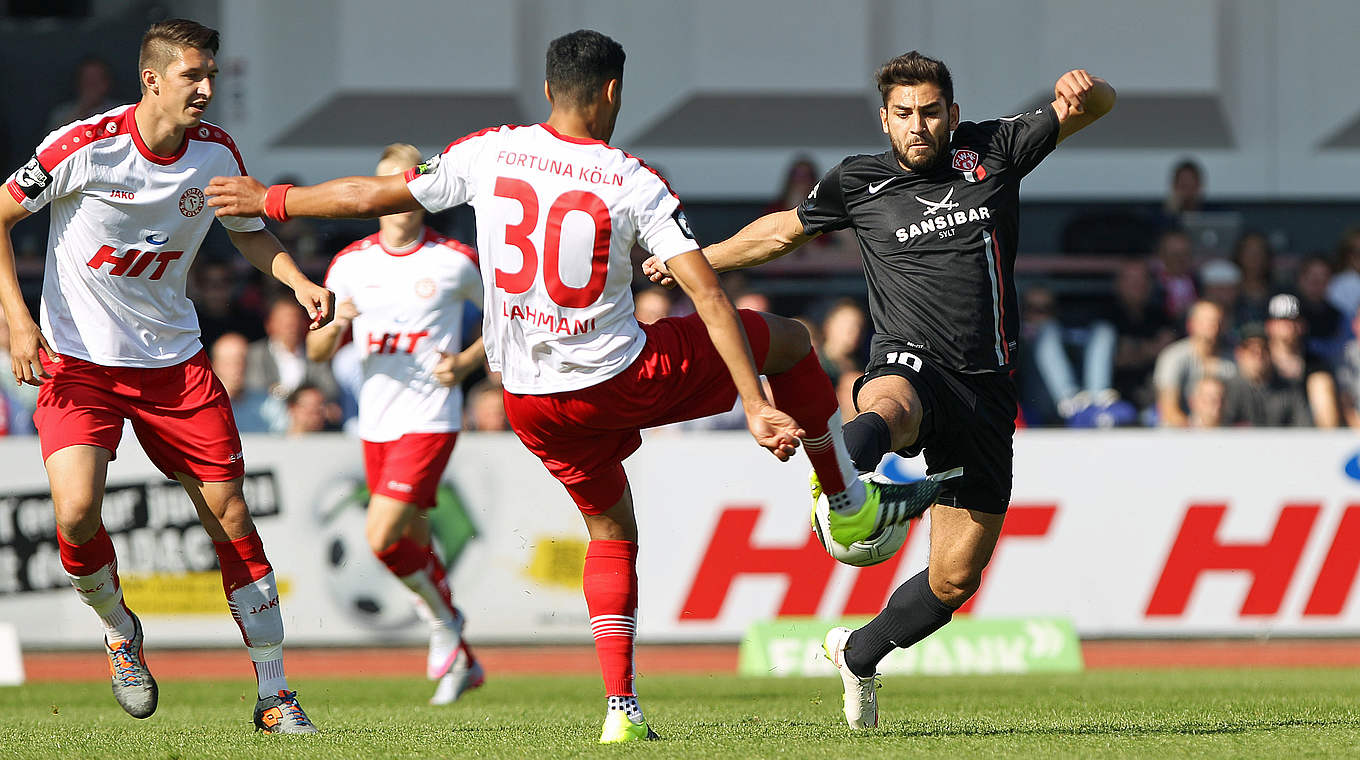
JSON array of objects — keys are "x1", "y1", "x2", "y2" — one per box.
[{"x1": 2, "y1": 669, "x2": 1358, "y2": 759}]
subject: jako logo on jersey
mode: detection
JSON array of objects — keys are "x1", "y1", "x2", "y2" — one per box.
[
  {"x1": 415, "y1": 278, "x2": 436, "y2": 298},
  {"x1": 386, "y1": 481, "x2": 415, "y2": 493},
  {"x1": 144, "y1": 232, "x2": 168, "y2": 246},
  {"x1": 249, "y1": 597, "x2": 279, "y2": 615},
  {"x1": 110, "y1": 189, "x2": 135, "y2": 200},
  {"x1": 178, "y1": 187, "x2": 205, "y2": 217}
]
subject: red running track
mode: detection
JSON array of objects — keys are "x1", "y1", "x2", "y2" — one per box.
[{"x1": 20, "y1": 640, "x2": 1360, "y2": 683}]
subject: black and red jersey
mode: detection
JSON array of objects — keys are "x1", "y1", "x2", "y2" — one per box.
[{"x1": 798, "y1": 104, "x2": 1060, "y2": 374}]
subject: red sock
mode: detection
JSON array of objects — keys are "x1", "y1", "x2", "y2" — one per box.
[
  {"x1": 57, "y1": 524, "x2": 117, "y2": 576},
  {"x1": 375, "y1": 537, "x2": 428, "y2": 577},
  {"x1": 212, "y1": 531, "x2": 273, "y2": 595},
  {"x1": 584, "y1": 539, "x2": 638, "y2": 697},
  {"x1": 767, "y1": 349, "x2": 846, "y2": 493}
]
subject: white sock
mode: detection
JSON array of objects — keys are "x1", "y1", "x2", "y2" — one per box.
[
  {"x1": 399, "y1": 569, "x2": 460, "y2": 631},
  {"x1": 252, "y1": 653, "x2": 287, "y2": 698},
  {"x1": 608, "y1": 694, "x2": 645, "y2": 724},
  {"x1": 809, "y1": 413, "x2": 867, "y2": 514},
  {"x1": 68, "y1": 562, "x2": 136, "y2": 643}
]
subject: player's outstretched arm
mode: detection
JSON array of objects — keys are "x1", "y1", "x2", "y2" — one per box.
[
  {"x1": 434, "y1": 337, "x2": 486, "y2": 388},
  {"x1": 665, "y1": 249, "x2": 804, "y2": 461},
  {"x1": 642, "y1": 208, "x2": 812, "y2": 287},
  {"x1": 206, "y1": 173, "x2": 423, "y2": 220},
  {"x1": 0, "y1": 193, "x2": 56, "y2": 386},
  {"x1": 305, "y1": 299, "x2": 358, "y2": 361},
  {"x1": 1052, "y1": 70, "x2": 1116, "y2": 144},
  {"x1": 228, "y1": 228, "x2": 335, "y2": 329}
]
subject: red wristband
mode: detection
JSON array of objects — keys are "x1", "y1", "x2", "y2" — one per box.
[{"x1": 263, "y1": 183, "x2": 293, "y2": 222}]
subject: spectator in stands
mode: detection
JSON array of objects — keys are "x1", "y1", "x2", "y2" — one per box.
[
  {"x1": 193, "y1": 259, "x2": 265, "y2": 347},
  {"x1": 1198, "y1": 258, "x2": 1242, "y2": 338},
  {"x1": 1186, "y1": 376, "x2": 1226, "y2": 428},
  {"x1": 1153, "y1": 300, "x2": 1236, "y2": 427},
  {"x1": 1222, "y1": 323, "x2": 1311, "y2": 427},
  {"x1": 1334, "y1": 307, "x2": 1360, "y2": 428},
  {"x1": 46, "y1": 57, "x2": 120, "y2": 132},
  {"x1": 1107, "y1": 261, "x2": 1176, "y2": 413},
  {"x1": 1232, "y1": 231, "x2": 1277, "y2": 326},
  {"x1": 1160, "y1": 158, "x2": 1205, "y2": 229},
  {"x1": 464, "y1": 378, "x2": 508, "y2": 432},
  {"x1": 1295, "y1": 255, "x2": 1344, "y2": 358},
  {"x1": 246, "y1": 296, "x2": 341, "y2": 402},
  {"x1": 209, "y1": 333, "x2": 271, "y2": 434},
  {"x1": 1264, "y1": 294, "x2": 1339, "y2": 427},
  {"x1": 1326, "y1": 227, "x2": 1360, "y2": 325},
  {"x1": 819, "y1": 299, "x2": 866, "y2": 384},
  {"x1": 1151, "y1": 229, "x2": 1198, "y2": 323},
  {"x1": 767, "y1": 156, "x2": 820, "y2": 215},
  {"x1": 1020, "y1": 286, "x2": 1128, "y2": 427},
  {"x1": 633, "y1": 286, "x2": 672, "y2": 324},
  {"x1": 284, "y1": 383, "x2": 332, "y2": 435}
]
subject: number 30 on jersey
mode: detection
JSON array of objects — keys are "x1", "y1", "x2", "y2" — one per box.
[{"x1": 493, "y1": 177, "x2": 611, "y2": 308}]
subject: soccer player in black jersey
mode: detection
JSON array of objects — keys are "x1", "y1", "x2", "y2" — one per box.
[{"x1": 645, "y1": 51, "x2": 1113, "y2": 728}]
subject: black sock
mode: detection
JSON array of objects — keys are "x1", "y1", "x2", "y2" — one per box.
[
  {"x1": 843, "y1": 568, "x2": 954, "y2": 677},
  {"x1": 842, "y1": 412, "x2": 892, "y2": 473}
]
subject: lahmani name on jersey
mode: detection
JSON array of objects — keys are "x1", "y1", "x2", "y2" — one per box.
[{"x1": 503, "y1": 301, "x2": 597, "y2": 335}]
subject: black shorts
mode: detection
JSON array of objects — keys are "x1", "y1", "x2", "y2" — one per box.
[{"x1": 852, "y1": 346, "x2": 1016, "y2": 514}]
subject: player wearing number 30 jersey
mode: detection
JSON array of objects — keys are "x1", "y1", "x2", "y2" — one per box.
[{"x1": 206, "y1": 29, "x2": 938, "y2": 745}]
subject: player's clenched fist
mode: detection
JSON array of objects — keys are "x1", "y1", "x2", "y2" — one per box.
[
  {"x1": 205, "y1": 175, "x2": 268, "y2": 217},
  {"x1": 1053, "y1": 69, "x2": 1096, "y2": 119},
  {"x1": 641, "y1": 255, "x2": 675, "y2": 288}
]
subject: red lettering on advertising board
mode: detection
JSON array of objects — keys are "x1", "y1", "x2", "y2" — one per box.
[
  {"x1": 1304, "y1": 504, "x2": 1360, "y2": 616},
  {"x1": 1146, "y1": 503, "x2": 1319, "y2": 617}
]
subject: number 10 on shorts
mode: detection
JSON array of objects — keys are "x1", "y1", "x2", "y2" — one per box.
[{"x1": 885, "y1": 351, "x2": 922, "y2": 372}]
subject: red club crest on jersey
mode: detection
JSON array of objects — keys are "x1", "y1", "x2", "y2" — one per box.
[
  {"x1": 951, "y1": 149, "x2": 979, "y2": 171},
  {"x1": 414, "y1": 278, "x2": 436, "y2": 299},
  {"x1": 179, "y1": 187, "x2": 205, "y2": 217}
]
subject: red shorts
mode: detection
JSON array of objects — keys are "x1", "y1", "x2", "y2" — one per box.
[
  {"x1": 34, "y1": 350, "x2": 245, "y2": 481},
  {"x1": 362, "y1": 432, "x2": 458, "y2": 508},
  {"x1": 503, "y1": 310, "x2": 771, "y2": 514}
]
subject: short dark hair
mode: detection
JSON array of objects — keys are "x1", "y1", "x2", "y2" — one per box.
[
  {"x1": 545, "y1": 29, "x2": 625, "y2": 107},
  {"x1": 876, "y1": 51, "x2": 953, "y2": 106},
  {"x1": 1171, "y1": 158, "x2": 1203, "y2": 181},
  {"x1": 139, "y1": 19, "x2": 219, "y2": 83}
]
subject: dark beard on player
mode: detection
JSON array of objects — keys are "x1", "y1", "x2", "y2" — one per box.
[{"x1": 892, "y1": 133, "x2": 950, "y2": 173}]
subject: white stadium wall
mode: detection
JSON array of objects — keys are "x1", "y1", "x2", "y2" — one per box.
[
  {"x1": 3, "y1": 430, "x2": 1360, "y2": 648},
  {"x1": 214, "y1": 0, "x2": 1360, "y2": 200}
]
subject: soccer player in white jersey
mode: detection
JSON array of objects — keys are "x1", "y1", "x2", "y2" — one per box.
[
  {"x1": 0, "y1": 20, "x2": 328, "y2": 733},
  {"x1": 207, "y1": 29, "x2": 939, "y2": 744},
  {"x1": 307, "y1": 143, "x2": 487, "y2": 706}
]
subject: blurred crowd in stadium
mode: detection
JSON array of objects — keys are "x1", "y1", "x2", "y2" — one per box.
[{"x1": 3, "y1": 56, "x2": 1360, "y2": 436}]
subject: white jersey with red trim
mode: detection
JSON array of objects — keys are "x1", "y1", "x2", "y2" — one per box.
[
  {"x1": 4, "y1": 104, "x2": 264, "y2": 368},
  {"x1": 325, "y1": 227, "x2": 483, "y2": 442},
  {"x1": 404, "y1": 123, "x2": 698, "y2": 394}
]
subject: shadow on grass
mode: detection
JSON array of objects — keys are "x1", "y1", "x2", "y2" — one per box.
[{"x1": 873, "y1": 716, "x2": 1360, "y2": 739}]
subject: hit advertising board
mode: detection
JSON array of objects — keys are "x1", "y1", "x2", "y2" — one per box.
[{"x1": 1, "y1": 430, "x2": 1359, "y2": 647}]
